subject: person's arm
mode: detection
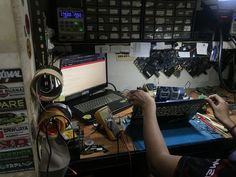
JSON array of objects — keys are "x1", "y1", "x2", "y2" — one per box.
[
  {"x1": 128, "y1": 90, "x2": 181, "y2": 177},
  {"x1": 206, "y1": 94, "x2": 236, "y2": 137}
]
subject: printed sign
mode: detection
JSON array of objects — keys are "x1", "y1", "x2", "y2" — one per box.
[
  {"x1": 0, "y1": 148, "x2": 34, "y2": 173},
  {"x1": 0, "y1": 69, "x2": 23, "y2": 83},
  {"x1": 0, "y1": 160, "x2": 34, "y2": 173},
  {"x1": 0, "y1": 84, "x2": 24, "y2": 99},
  {"x1": 0, "y1": 111, "x2": 27, "y2": 126},
  {"x1": 0, "y1": 98, "x2": 26, "y2": 112},
  {"x1": 0, "y1": 136, "x2": 31, "y2": 152},
  {"x1": 0, "y1": 123, "x2": 30, "y2": 140}
]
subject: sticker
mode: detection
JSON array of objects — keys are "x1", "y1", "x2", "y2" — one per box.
[
  {"x1": 82, "y1": 114, "x2": 92, "y2": 120},
  {"x1": 0, "y1": 69, "x2": 23, "y2": 83},
  {"x1": 26, "y1": 38, "x2": 32, "y2": 59},
  {"x1": 63, "y1": 129, "x2": 78, "y2": 140},
  {"x1": 0, "y1": 84, "x2": 24, "y2": 99},
  {"x1": 0, "y1": 123, "x2": 29, "y2": 140},
  {"x1": 0, "y1": 111, "x2": 27, "y2": 126},
  {"x1": 25, "y1": 14, "x2": 30, "y2": 35},
  {"x1": 0, "y1": 148, "x2": 34, "y2": 173},
  {"x1": 0, "y1": 98, "x2": 26, "y2": 112},
  {"x1": 0, "y1": 136, "x2": 31, "y2": 152}
]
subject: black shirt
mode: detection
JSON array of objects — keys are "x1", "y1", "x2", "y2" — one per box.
[{"x1": 174, "y1": 156, "x2": 236, "y2": 177}]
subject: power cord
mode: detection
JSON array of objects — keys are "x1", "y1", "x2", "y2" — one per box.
[
  {"x1": 119, "y1": 131, "x2": 133, "y2": 177},
  {"x1": 108, "y1": 82, "x2": 117, "y2": 91}
]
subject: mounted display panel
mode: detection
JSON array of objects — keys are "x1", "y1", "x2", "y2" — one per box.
[{"x1": 57, "y1": 8, "x2": 85, "y2": 41}]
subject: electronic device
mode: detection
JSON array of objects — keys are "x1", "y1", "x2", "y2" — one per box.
[
  {"x1": 60, "y1": 53, "x2": 107, "y2": 101},
  {"x1": 30, "y1": 66, "x2": 63, "y2": 102},
  {"x1": 60, "y1": 53, "x2": 132, "y2": 124},
  {"x1": 156, "y1": 99, "x2": 206, "y2": 117},
  {"x1": 143, "y1": 83, "x2": 157, "y2": 97},
  {"x1": 38, "y1": 103, "x2": 72, "y2": 138},
  {"x1": 94, "y1": 106, "x2": 121, "y2": 141},
  {"x1": 230, "y1": 12, "x2": 236, "y2": 35},
  {"x1": 130, "y1": 98, "x2": 206, "y2": 126},
  {"x1": 57, "y1": 8, "x2": 84, "y2": 41},
  {"x1": 155, "y1": 86, "x2": 185, "y2": 102}
]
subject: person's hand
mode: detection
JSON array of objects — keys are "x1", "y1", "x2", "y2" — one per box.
[
  {"x1": 206, "y1": 94, "x2": 232, "y2": 127},
  {"x1": 127, "y1": 89, "x2": 155, "y2": 109}
]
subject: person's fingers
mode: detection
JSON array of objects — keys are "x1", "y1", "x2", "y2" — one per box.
[
  {"x1": 206, "y1": 97, "x2": 216, "y2": 110},
  {"x1": 127, "y1": 90, "x2": 136, "y2": 96},
  {"x1": 209, "y1": 94, "x2": 224, "y2": 102}
]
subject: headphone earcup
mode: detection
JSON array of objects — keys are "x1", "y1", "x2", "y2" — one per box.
[
  {"x1": 30, "y1": 66, "x2": 63, "y2": 102},
  {"x1": 45, "y1": 103, "x2": 72, "y2": 121},
  {"x1": 38, "y1": 107, "x2": 67, "y2": 138}
]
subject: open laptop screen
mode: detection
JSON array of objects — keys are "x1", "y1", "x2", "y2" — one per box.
[{"x1": 60, "y1": 53, "x2": 107, "y2": 101}]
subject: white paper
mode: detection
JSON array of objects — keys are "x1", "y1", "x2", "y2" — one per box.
[
  {"x1": 153, "y1": 42, "x2": 165, "y2": 50},
  {"x1": 153, "y1": 42, "x2": 172, "y2": 50},
  {"x1": 120, "y1": 45, "x2": 130, "y2": 53},
  {"x1": 130, "y1": 42, "x2": 151, "y2": 57},
  {"x1": 178, "y1": 51, "x2": 191, "y2": 58},
  {"x1": 95, "y1": 45, "x2": 110, "y2": 53},
  {"x1": 196, "y1": 42, "x2": 208, "y2": 55},
  {"x1": 110, "y1": 45, "x2": 121, "y2": 53},
  {"x1": 174, "y1": 42, "x2": 182, "y2": 50}
]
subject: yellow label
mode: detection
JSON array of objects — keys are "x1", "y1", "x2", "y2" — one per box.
[{"x1": 63, "y1": 129, "x2": 77, "y2": 140}]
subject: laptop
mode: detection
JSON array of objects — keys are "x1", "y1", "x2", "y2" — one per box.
[
  {"x1": 59, "y1": 53, "x2": 132, "y2": 124},
  {"x1": 152, "y1": 86, "x2": 207, "y2": 123},
  {"x1": 156, "y1": 99, "x2": 206, "y2": 117},
  {"x1": 131, "y1": 98, "x2": 206, "y2": 127}
]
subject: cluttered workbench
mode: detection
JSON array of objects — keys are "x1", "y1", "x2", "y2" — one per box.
[{"x1": 68, "y1": 86, "x2": 236, "y2": 177}]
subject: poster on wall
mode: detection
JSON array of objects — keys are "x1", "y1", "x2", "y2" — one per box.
[
  {"x1": 0, "y1": 82, "x2": 24, "y2": 100},
  {"x1": 0, "y1": 110, "x2": 28, "y2": 126},
  {"x1": 0, "y1": 148, "x2": 34, "y2": 173},
  {"x1": 0, "y1": 69, "x2": 23, "y2": 83},
  {"x1": 0, "y1": 136, "x2": 31, "y2": 152},
  {"x1": 0, "y1": 123, "x2": 30, "y2": 140},
  {"x1": 0, "y1": 98, "x2": 26, "y2": 112}
]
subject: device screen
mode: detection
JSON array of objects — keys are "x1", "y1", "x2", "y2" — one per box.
[
  {"x1": 100, "y1": 107, "x2": 112, "y2": 122},
  {"x1": 59, "y1": 10, "x2": 83, "y2": 19},
  {"x1": 232, "y1": 15, "x2": 236, "y2": 34},
  {"x1": 60, "y1": 54, "x2": 107, "y2": 100}
]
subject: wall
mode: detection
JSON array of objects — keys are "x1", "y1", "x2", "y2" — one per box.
[
  {"x1": 0, "y1": 0, "x2": 19, "y2": 66},
  {"x1": 107, "y1": 53, "x2": 220, "y2": 91}
]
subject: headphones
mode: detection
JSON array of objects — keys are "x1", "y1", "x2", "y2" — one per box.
[
  {"x1": 31, "y1": 65, "x2": 63, "y2": 102},
  {"x1": 38, "y1": 103, "x2": 72, "y2": 138}
]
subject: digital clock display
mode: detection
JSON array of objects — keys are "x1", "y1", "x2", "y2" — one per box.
[{"x1": 59, "y1": 10, "x2": 83, "y2": 19}]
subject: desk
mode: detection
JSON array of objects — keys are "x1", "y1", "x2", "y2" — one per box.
[{"x1": 69, "y1": 88, "x2": 236, "y2": 177}]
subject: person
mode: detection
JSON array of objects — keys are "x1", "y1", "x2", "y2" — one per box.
[{"x1": 127, "y1": 90, "x2": 236, "y2": 177}]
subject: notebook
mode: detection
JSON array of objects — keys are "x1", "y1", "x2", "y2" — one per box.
[{"x1": 60, "y1": 53, "x2": 132, "y2": 124}]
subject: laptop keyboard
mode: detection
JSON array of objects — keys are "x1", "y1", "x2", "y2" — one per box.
[
  {"x1": 156, "y1": 99, "x2": 206, "y2": 118},
  {"x1": 74, "y1": 93, "x2": 123, "y2": 113}
]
